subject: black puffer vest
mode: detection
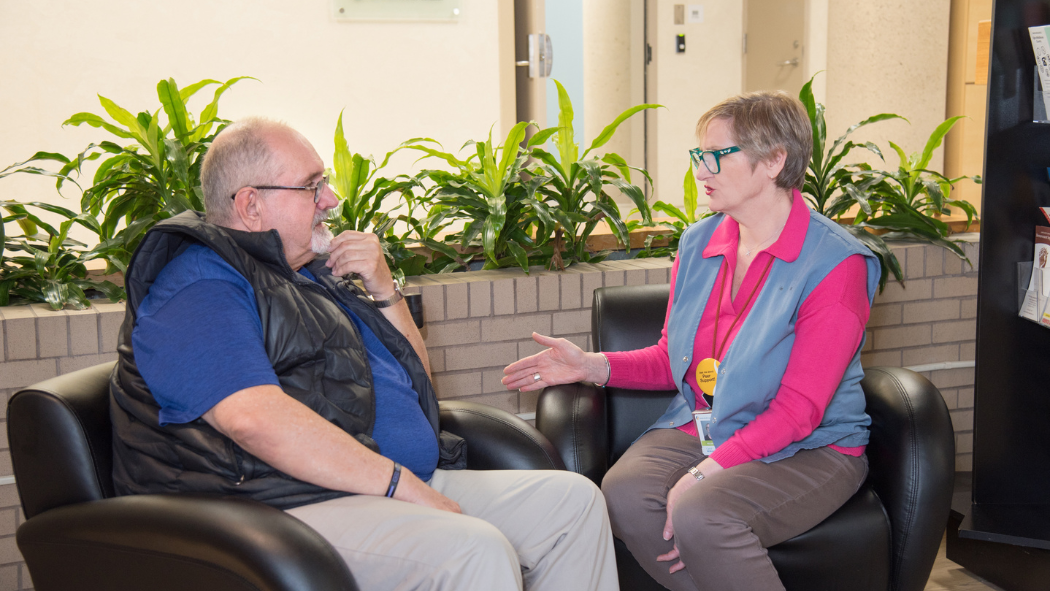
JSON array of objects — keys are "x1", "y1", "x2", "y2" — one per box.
[{"x1": 110, "y1": 211, "x2": 444, "y2": 509}]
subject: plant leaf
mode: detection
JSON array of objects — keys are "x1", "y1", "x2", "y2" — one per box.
[
  {"x1": 63, "y1": 112, "x2": 136, "y2": 139},
  {"x1": 552, "y1": 79, "x2": 579, "y2": 179},
  {"x1": 682, "y1": 165, "x2": 698, "y2": 224},
  {"x1": 97, "y1": 94, "x2": 147, "y2": 142},
  {"x1": 584, "y1": 103, "x2": 662, "y2": 158},
  {"x1": 916, "y1": 116, "x2": 966, "y2": 171},
  {"x1": 157, "y1": 78, "x2": 191, "y2": 141}
]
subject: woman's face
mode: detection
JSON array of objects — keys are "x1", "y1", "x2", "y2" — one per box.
[{"x1": 694, "y1": 118, "x2": 781, "y2": 217}]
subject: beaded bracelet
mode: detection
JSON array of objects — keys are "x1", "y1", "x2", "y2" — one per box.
[{"x1": 385, "y1": 461, "x2": 402, "y2": 498}]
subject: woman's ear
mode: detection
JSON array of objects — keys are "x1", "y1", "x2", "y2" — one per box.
[{"x1": 765, "y1": 149, "x2": 788, "y2": 180}]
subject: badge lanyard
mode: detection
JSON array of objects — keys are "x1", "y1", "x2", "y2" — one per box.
[{"x1": 696, "y1": 255, "x2": 775, "y2": 407}]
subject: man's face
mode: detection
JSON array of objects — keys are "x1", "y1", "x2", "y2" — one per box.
[{"x1": 256, "y1": 130, "x2": 338, "y2": 270}]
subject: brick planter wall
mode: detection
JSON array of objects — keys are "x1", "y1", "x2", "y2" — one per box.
[{"x1": 0, "y1": 242, "x2": 979, "y2": 590}]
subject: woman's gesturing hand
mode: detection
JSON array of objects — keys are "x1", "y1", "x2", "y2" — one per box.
[{"x1": 502, "y1": 333, "x2": 610, "y2": 391}]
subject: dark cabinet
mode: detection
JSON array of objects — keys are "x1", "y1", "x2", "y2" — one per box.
[{"x1": 947, "y1": 1, "x2": 1050, "y2": 588}]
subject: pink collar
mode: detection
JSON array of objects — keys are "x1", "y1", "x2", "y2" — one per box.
[{"x1": 702, "y1": 188, "x2": 809, "y2": 264}]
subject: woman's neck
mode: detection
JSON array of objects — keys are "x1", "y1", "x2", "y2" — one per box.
[{"x1": 734, "y1": 187, "x2": 794, "y2": 255}]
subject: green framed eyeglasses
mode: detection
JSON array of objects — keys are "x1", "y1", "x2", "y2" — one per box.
[
  {"x1": 231, "y1": 175, "x2": 329, "y2": 203},
  {"x1": 689, "y1": 146, "x2": 741, "y2": 174}
]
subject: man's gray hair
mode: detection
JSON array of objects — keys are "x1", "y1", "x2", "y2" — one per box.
[{"x1": 201, "y1": 117, "x2": 287, "y2": 225}]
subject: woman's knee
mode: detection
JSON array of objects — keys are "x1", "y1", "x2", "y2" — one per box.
[
  {"x1": 671, "y1": 485, "x2": 752, "y2": 552},
  {"x1": 601, "y1": 460, "x2": 649, "y2": 516}
]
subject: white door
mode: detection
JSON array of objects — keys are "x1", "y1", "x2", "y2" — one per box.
[{"x1": 744, "y1": 0, "x2": 806, "y2": 95}]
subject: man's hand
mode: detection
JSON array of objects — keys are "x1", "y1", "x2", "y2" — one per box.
[
  {"x1": 323, "y1": 230, "x2": 431, "y2": 375},
  {"x1": 325, "y1": 231, "x2": 394, "y2": 298},
  {"x1": 393, "y1": 469, "x2": 461, "y2": 513}
]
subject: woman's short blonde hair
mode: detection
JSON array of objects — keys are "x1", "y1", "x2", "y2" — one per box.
[{"x1": 695, "y1": 91, "x2": 812, "y2": 190}]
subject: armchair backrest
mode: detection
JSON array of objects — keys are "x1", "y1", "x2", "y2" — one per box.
[
  {"x1": 8, "y1": 361, "x2": 117, "y2": 519},
  {"x1": 591, "y1": 285, "x2": 677, "y2": 463}
]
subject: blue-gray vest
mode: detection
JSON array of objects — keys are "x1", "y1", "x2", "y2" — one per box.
[{"x1": 651, "y1": 209, "x2": 880, "y2": 462}]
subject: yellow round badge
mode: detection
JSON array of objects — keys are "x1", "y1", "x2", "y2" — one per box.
[{"x1": 695, "y1": 358, "x2": 719, "y2": 396}]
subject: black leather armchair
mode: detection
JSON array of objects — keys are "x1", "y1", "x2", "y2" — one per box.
[
  {"x1": 9, "y1": 361, "x2": 563, "y2": 591},
  {"x1": 536, "y1": 284, "x2": 956, "y2": 591}
]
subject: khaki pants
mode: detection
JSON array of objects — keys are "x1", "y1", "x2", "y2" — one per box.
[
  {"x1": 287, "y1": 469, "x2": 619, "y2": 591},
  {"x1": 601, "y1": 428, "x2": 867, "y2": 591}
]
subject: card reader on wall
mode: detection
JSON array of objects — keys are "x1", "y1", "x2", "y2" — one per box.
[{"x1": 676, "y1": 34, "x2": 686, "y2": 53}]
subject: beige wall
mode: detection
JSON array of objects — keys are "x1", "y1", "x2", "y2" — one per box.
[
  {"x1": 804, "y1": 0, "x2": 830, "y2": 104},
  {"x1": 2, "y1": 0, "x2": 960, "y2": 225},
  {"x1": 825, "y1": 0, "x2": 952, "y2": 172},
  {"x1": 650, "y1": 0, "x2": 745, "y2": 205},
  {"x1": 0, "y1": 0, "x2": 515, "y2": 209},
  {"x1": 582, "y1": 0, "x2": 646, "y2": 184},
  {"x1": 645, "y1": 0, "x2": 951, "y2": 211}
]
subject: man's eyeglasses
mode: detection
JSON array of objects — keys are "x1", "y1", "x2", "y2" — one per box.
[
  {"x1": 231, "y1": 175, "x2": 329, "y2": 203},
  {"x1": 689, "y1": 146, "x2": 741, "y2": 174}
]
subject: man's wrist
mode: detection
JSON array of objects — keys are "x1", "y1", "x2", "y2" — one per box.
[
  {"x1": 371, "y1": 281, "x2": 404, "y2": 308},
  {"x1": 385, "y1": 461, "x2": 402, "y2": 497}
]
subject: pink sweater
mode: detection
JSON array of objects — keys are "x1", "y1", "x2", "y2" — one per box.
[{"x1": 604, "y1": 191, "x2": 871, "y2": 469}]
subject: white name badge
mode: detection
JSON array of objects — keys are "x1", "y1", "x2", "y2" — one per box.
[{"x1": 692, "y1": 409, "x2": 716, "y2": 455}]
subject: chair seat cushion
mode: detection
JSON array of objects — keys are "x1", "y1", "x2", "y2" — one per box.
[{"x1": 769, "y1": 486, "x2": 890, "y2": 591}]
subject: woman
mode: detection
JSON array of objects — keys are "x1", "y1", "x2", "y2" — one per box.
[{"x1": 502, "y1": 91, "x2": 879, "y2": 591}]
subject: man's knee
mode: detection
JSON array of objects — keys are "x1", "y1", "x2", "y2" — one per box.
[
  {"x1": 431, "y1": 517, "x2": 521, "y2": 584},
  {"x1": 536, "y1": 470, "x2": 608, "y2": 526}
]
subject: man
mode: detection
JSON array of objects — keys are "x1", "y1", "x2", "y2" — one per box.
[{"x1": 110, "y1": 117, "x2": 618, "y2": 590}]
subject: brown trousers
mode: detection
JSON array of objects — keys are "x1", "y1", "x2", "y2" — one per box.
[{"x1": 601, "y1": 428, "x2": 867, "y2": 591}]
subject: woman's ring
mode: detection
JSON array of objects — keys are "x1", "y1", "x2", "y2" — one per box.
[{"x1": 533, "y1": 373, "x2": 542, "y2": 382}]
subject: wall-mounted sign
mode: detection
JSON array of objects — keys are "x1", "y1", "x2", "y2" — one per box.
[{"x1": 332, "y1": 0, "x2": 461, "y2": 22}]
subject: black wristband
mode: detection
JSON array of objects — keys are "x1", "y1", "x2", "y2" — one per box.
[{"x1": 385, "y1": 461, "x2": 402, "y2": 498}]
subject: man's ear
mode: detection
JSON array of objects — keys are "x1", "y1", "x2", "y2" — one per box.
[{"x1": 231, "y1": 187, "x2": 265, "y2": 232}]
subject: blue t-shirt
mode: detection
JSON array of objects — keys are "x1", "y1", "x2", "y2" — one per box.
[{"x1": 132, "y1": 244, "x2": 438, "y2": 481}]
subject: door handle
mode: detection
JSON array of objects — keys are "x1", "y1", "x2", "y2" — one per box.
[
  {"x1": 777, "y1": 58, "x2": 800, "y2": 67},
  {"x1": 517, "y1": 34, "x2": 553, "y2": 78}
]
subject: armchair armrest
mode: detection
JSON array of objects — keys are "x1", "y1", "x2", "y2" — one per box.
[
  {"x1": 861, "y1": 366, "x2": 955, "y2": 591},
  {"x1": 18, "y1": 494, "x2": 358, "y2": 591},
  {"x1": 439, "y1": 400, "x2": 565, "y2": 471},
  {"x1": 535, "y1": 382, "x2": 608, "y2": 485}
]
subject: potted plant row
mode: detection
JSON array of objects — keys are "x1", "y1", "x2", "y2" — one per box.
[{"x1": 0, "y1": 75, "x2": 978, "y2": 310}]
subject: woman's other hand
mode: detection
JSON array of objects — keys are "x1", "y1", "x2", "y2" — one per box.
[
  {"x1": 502, "y1": 332, "x2": 610, "y2": 391},
  {"x1": 657, "y1": 457, "x2": 725, "y2": 573}
]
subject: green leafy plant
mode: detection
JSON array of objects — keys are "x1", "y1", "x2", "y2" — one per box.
[
  {"x1": 409, "y1": 121, "x2": 548, "y2": 272},
  {"x1": 529, "y1": 80, "x2": 659, "y2": 268},
  {"x1": 629, "y1": 165, "x2": 714, "y2": 259},
  {"x1": 0, "y1": 201, "x2": 122, "y2": 309},
  {"x1": 850, "y1": 119, "x2": 980, "y2": 259},
  {"x1": 799, "y1": 74, "x2": 980, "y2": 291},
  {"x1": 79, "y1": 77, "x2": 251, "y2": 271},
  {"x1": 62, "y1": 76, "x2": 249, "y2": 272},
  {"x1": 327, "y1": 111, "x2": 430, "y2": 282},
  {"x1": 1, "y1": 76, "x2": 249, "y2": 308}
]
